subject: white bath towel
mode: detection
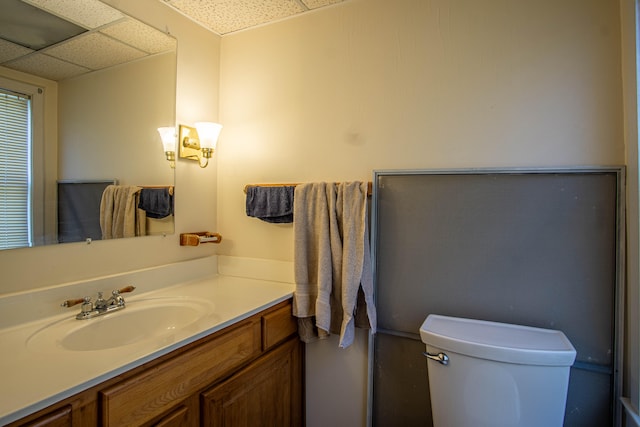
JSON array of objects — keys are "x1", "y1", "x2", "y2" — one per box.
[
  {"x1": 100, "y1": 185, "x2": 146, "y2": 239},
  {"x1": 293, "y1": 181, "x2": 376, "y2": 348},
  {"x1": 336, "y1": 182, "x2": 376, "y2": 347},
  {"x1": 292, "y1": 182, "x2": 335, "y2": 341}
]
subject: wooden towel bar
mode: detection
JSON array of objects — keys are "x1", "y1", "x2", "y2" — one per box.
[{"x1": 243, "y1": 182, "x2": 372, "y2": 196}]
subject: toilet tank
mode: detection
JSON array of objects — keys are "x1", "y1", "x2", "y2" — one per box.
[{"x1": 420, "y1": 314, "x2": 577, "y2": 427}]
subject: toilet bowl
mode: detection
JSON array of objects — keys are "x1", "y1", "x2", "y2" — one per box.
[{"x1": 420, "y1": 314, "x2": 576, "y2": 427}]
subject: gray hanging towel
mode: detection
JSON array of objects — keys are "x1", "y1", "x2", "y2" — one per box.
[
  {"x1": 292, "y1": 182, "x2": 376, "y2": 348},
  {"x1": 138, "y1": 188, "x2": 174, "y2": 219},
  {"x1": 245, "y1": 186, "x2": 295, "y2": 223}
]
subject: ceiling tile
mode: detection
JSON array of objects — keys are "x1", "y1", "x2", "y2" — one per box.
[
  {"x1": 0, "y1": 39, "x2": 34, "y2": 63},
  {"x1": 100, "y1": 18, "x2": 176, "y2": 54},
  {"x1": 4, "y1": 52, "x2": 90, "y2": 80},
  {"x1": 22, "y1": 0, "x2": 124, "y2": 29},
  {"x1": 166, "y1": 0, "x2": 306, "y2": 34},
  {"x1": 45, "y1": 32, "x2": 147, "y2": 70}
]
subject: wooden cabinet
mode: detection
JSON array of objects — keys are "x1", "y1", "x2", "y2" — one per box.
[
  {"x1": 18, "y1": 406, "x2": 71, "y2": 427},
  {"x1": 100, "y1": 319, "x2": 262, "y2": 426},
  {"x1": 8, "y1": 300, "x2": 302, "y2": 427},
  {"x1": 149, "y1": 397, "x2": 198, "y2": 427},
  {"x1": 154, "y1": 405, "x2": 191, "y2": 427},
  {"x1": 261, "y1": 303, "x2": 298, "y2": 351},
  {"x1": 201, "y1": 337, "x2": 301, "y2": 427}
]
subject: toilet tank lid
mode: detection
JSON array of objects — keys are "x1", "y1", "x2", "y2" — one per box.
[{"x1": 419, "y1": 314, "x2": 577, "y2": 366}]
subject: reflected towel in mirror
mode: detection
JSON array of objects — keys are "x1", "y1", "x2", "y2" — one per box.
[
  {"x1": 138, "y1": 188, "x2": 174, "y2": 219},
  {"x1": 100, "y1": 185, "x2": 146, "y2": 239}
]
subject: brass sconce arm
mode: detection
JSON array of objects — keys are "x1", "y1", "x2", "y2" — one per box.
[
  {"x1": 158, "y1": 123, "x2": 220, "y2": 169},
  {"x1": 178, "y1": 123, "x2": 221, "y2": 168}
]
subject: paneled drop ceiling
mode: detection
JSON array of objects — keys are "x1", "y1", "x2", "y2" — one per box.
[
  {"x1": 162, "y1": 0, "x2": 346, "y2": 35},
  {"x1": 0, "y1": 0, "x2": 176, "y2": 81},
  {"x1": 0, "y1": 0, "x2": 346, "y2": 82}
]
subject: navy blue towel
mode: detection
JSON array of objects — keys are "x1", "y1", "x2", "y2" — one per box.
[
  {"x1": 138, "y1": 188, "x2": 174, "y2": 219},
  {"x1": 245, "y1": 186, "x2": 294, "y2": 223}
]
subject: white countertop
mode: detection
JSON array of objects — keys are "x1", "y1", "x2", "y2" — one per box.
[{"x1": 0, "y1": 274, "x2": 294, "y2": 425}]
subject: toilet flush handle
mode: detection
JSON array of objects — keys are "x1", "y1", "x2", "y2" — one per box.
[{"x1": 423, "y1": 351, "x2": 449, "y2": 366}]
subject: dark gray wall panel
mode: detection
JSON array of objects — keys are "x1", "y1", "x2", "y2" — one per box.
[
  {"x1": 373, "y1": 332, "x2": 431, "y2": 427},
  {"x1": 565, "y1": 367, "x2": 613, "y2": 427},
  {"x1": 372, "y1": 169, "x2": 622, "y2": 426}
]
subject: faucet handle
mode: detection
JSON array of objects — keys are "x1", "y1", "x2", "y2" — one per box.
[
  {"x1": 117, "y1": 285, "x2": 136, "y2": 294},
  {"x1": 110, "y1": 285, "x2": 134, "y2": 305},
  {"x1": 61, "y1": 297, "x2": 88, "y2": 308}
]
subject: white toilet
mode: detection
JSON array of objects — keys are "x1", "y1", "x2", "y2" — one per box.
[{"x1": 420, "y1": 314, "x2": 576, "y2": 427}]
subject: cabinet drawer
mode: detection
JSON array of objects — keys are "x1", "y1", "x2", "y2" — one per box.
[
  {"x1": 262, "y1": 303, "x2": 297, "y2": 351},
  {"x1": 100, "y1": 320, "x2": 261, "y2": 426}
]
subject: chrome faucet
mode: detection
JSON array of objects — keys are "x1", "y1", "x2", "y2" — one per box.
[{"x1": 61, "y1": 285, "x2": 136, "y2": 320}]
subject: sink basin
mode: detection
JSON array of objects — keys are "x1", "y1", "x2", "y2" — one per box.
[{"x1": 27, "y1": 298, "x2": 214, "y2": 352}]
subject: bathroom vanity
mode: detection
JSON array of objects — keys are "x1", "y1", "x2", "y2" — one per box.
[
  {"x1": 0, "y1": 260, "x2": 302, "y2": 427},
  {"x1": 8, "y1": 300, "x2": 301, "y2": 427}
]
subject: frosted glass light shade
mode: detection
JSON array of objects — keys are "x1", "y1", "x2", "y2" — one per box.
[
  {"x1": 157, "y1": 127, "x2": 176, "y2": 152},
  {"x1": 195, "y1": 122, "x2": 223, "y2": 150}
]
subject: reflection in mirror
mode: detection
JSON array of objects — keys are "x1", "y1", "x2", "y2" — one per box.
[{"x1": 0, "y1": 0, "x2": 177, "y2": 250}]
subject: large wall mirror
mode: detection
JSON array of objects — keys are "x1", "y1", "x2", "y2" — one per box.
[{"x1": 0, "y1": 0, "x2": 177, "y2": 251}]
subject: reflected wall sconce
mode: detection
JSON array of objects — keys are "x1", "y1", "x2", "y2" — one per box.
[
  {"x1": 157, "y1": 126, "x2": 176, "y2": 169},
  {"x1": 178, "y1": 122, "x2": 223, "y2": 168}
]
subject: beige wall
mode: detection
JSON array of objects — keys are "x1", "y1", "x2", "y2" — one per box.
[
  {"x1": 0, "y1": 0, "x2": 221, "y2": 294},
  {"x1": 218, "y1": 0, "x2": 624, "y2": 425},
  {"x1": 58, "y1": 52, "x2": 176, "y2": 185},
  {"x1": 217, "y1": 0, "x2": 624, "y2": 262}
]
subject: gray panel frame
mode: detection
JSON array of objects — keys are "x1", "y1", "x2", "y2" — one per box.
[
  {"x1": 367, "y1": 167, "x2": 626, "y2": 427},
  {"x1": 56, "y1": 179, "x2": 117, "y2": 243}
]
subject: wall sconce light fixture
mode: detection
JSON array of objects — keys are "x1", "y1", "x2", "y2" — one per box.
[
  {"x1": 178, "y1": 122, "x2": 223, "y2": 168},
  {"x1": 157, "y1": 126, "x2": 176, "y2": 168}
]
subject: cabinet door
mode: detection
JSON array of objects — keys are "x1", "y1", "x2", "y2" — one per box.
[
  {"x1": 201, "y1": 338, "x2": 302, "y2": 427},
  {"x1": 141, "y1": 395, "x2": 199, "y2": 427},
  {"x1": 19, "y1": 405, "x2": 71, "y2": 427},
  {"x1": 150, "y1": 403, "x2": 192, "y2": 427}
]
